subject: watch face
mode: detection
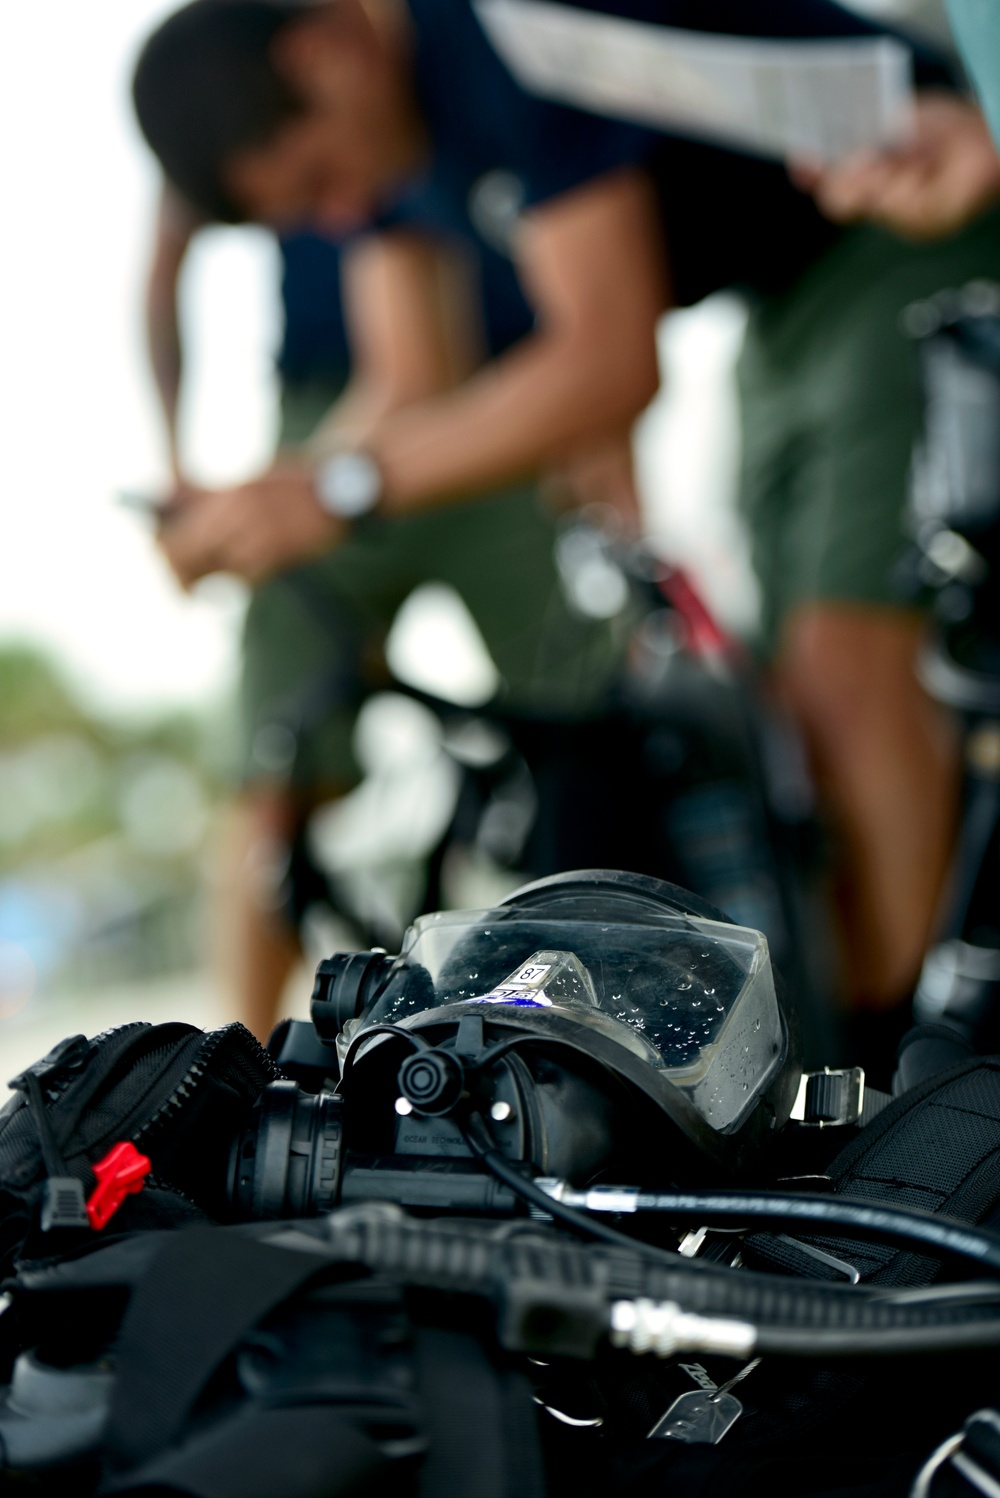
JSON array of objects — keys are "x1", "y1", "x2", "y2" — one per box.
[{"x1": 316, "y1": 453, "x2": 381, "y2": 518}]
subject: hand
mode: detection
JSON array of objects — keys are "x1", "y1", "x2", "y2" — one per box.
[
  {"x1": 156, "y1": 464, "x2": 346, "y2": 587},
  {"x1": 790, "y1": 93, "x2": 1000, "y2": 241}
]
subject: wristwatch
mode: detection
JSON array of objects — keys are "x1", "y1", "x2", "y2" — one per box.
[{"x1": 313, "y1": 451, "x2": 383, "y2": 520}]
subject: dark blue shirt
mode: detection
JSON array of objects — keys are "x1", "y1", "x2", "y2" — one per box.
[
  {"x1": 278, "y1": 232, "x2": 351, "y2": 385},
  {"x1": 378, "y1": 0, "x2": 954, "y2": 306},
  {"x1": 367, "y1": 0, "x2": 656, "y2": 343},
  {"x1": 385, "y1": 0, "x2": 654, "y2": 232}
]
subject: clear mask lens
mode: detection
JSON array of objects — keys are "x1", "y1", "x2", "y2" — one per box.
[{"x1": 363, "y1": 909, "x2": 784, "y2": 1132}]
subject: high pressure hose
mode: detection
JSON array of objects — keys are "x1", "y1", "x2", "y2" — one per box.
[
  {"x1": 543, "y1": 1183, "x2": 1000, "y2": 1278},
  {"x1": 463, "y1": 1111, "x2": 1000, "y2": 1279}
]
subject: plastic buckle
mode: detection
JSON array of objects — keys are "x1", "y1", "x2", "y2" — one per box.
[
  {"x1": 790, "y1": 1068, "x2": 865, "y2": 1128},
  {"x1": 85, "y1": 1142, "x2": 152, "y2": 1230},
  {"x1": 913, "y1": 1409, "x2": 1000, "y2": 1498},
  {"x1": 40, "y1": 1177, "x2": 90, "y2": 1232}
]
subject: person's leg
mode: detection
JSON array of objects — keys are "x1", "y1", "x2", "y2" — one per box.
[
  {"x1": 775, "y1": 604, "x2": 960, "y2": 1010},
  {"x1": 213, "y1": 785, "x2": 304, "y2": 1043},
  {"x1": 214, "y1": 377, "x2": 355, "y2": 1040},
  {"x1": 215, "y1": 356, "x2": 451, "y2": 1038},
  {"x1": 219, "y1": 383, "x2": 403, "y2": 1038},
  {"x1": 739, "y1": 209, "x2": 1000, "y2": 1031},
  {"x1": 225, "y1": 559, "x2": 370, "y2": 1040}
]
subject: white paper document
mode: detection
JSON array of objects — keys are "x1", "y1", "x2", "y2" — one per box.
[{"x1": 475, "y1": 0, "x2": 915, "y2": 162}]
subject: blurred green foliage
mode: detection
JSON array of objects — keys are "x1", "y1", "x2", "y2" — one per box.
[
  {"x1": 0, "y1": 642, "x2": 227, "y2": 994},
  {"x1": 0, "y1": 642, "x2": 219, "y2": 866}
]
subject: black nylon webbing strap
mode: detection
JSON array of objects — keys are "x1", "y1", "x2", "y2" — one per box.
[
  {"x1": 99, "y1": 1227, "x2": 332, "y2": 1483},
  {"x1": 102, "y1": 1404, "x2": 385, "y2": 1498},
  {"x1": 413, "y1": 1328, "x2": 504, "y2": 1498},
  {"x1": 412, "y1": 1328, "x2": 543, "y2": 1498}
]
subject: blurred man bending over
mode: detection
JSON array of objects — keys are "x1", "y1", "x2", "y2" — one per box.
[{"x1": 134, "y1": 0, "x2": 648, "y2": 1037}]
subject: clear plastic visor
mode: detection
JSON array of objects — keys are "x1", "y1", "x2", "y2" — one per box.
[{"x1": 363, "y1": 908, "x2": 784, "y2": 1129}]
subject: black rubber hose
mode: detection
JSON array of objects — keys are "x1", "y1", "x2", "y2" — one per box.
[
  {"x1": 617, "y1": 1189, "x2": 1000, "y2": 1277},
  {"x1": 753, "y1": 1320, "x2": 1000, "y2": 1357},
  {"x1": 340, "y1": 1023, "x2": 429, "y2": 1078},
  {"x1": 463, "y1": 1114, "x2": 683, "y2": 1266},
  {"x1": 466, "y1": 1115, "x2": 1000, "y2": 1277},
  {"x1": 323, "y1": 1205, "x2": 1000, "y2": 1321},
  {"x1": 320, "y1": 1204, "x2": 1000, "y2": 1357}
]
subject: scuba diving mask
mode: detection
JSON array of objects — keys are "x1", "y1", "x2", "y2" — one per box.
[{"x1": 335, "y1": 871, "x2": 800, "y2": 1184}]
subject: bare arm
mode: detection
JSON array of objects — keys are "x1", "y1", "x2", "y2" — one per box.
[
  {"x1": 369, "y1": 167, "x2": 667, "y2": 510},
  {"x1": 161, "y1": 226, "x2": 485, "y2": 583},
  {"x1": 159, "y1": 170, "x2": 665, "y2": 583},
  {"x1": 145, "y1": 185, "x2": 203, "y2": 481},
  {"x1": 309, "y1": 228, "x2": 484, "y2": 457}
]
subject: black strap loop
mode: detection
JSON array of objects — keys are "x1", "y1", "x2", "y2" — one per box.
[
  {"x1": 18, "y1": 1070, "x2": 69, "y2": 1181},
  {"x1": 100, "y1": 1228, "x2": 332, "y2": 1483},
  {"x1": 101, "y1": 1404, "x2": 385, "y2": 1498}
]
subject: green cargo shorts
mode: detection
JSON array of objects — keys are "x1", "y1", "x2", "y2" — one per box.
[
  {"x1": 276, "y1": 378, "x2": 348, "y2": 448},
  {"x1": 737, "y1": 204, "x2": 1000, "y2": 654},
  {"x1": 240, "y1": 383, "x2": 624, "y2": 787},
  {"x1": 240, "y1": 487, "x2": 625, "y2": 787}
]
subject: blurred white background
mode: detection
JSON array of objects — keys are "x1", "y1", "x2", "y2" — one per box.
[{"x1": 0, "y1": 0, "x2": 279, "y2": 717}]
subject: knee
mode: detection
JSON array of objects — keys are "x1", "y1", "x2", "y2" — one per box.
[
  {"x1": 233, "y1": 785, "x2": 299, "y2": 840},
  {"x1": 775, "y1": 606, "x2": 927, "y2": 756},
  {"x1": 223, "y1": 789, "x2": 301, "y2": 915}
]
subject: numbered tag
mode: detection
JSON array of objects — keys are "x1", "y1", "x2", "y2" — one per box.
[
  {"x1": 511, "y1": 962, "x2": 551, "y2": 986},
  {"x1": 649, "y1": 1389, "x2": 744, "y2": 1444},
  {"x1": 465, "y1": 961, "x2": 554, "y2": 1007}
]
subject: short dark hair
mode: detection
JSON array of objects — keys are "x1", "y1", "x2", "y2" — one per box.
[{"x1": 132, "y1": 1, "x2": 309, "y2": 222}]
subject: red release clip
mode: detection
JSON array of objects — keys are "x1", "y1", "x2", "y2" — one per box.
[{"x1": 86, "y1": 1141, "x2": 152, "y2": 1230}]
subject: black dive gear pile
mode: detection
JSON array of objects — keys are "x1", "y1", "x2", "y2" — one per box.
[{"x1": 6, "y1": 873, "x2": 1000, "y2": 1497}]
